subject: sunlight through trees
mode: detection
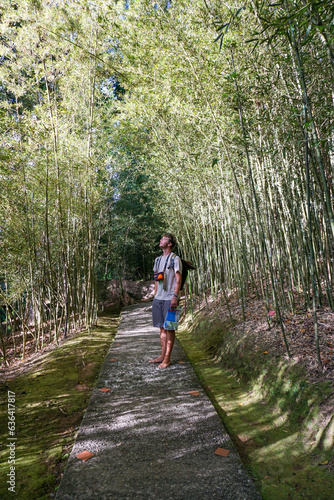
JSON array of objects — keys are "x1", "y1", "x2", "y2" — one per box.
[{"x1": 1, "y1": 0, "x2": 333, "y2": 366}]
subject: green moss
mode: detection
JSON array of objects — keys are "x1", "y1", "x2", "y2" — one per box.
[
  {"x1": 177, "y1": 314, "x2": 334, "y2": 500},
  {"x1": 0, "y1": 310, "x2": 120, "y2": 499}
]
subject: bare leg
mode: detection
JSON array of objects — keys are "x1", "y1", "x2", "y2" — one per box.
[
  {"x1": 159, "y1": 329, "x2": 175, "y2": 369},
  {"x1": 149, "y1": 328, "x2": 167, "y2": 363}
]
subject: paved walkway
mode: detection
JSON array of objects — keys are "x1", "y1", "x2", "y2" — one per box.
[{"x1": 56, "y1": 302, "x2": 261, "y2": 500}]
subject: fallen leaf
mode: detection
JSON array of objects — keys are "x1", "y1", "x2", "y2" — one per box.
[
  {"x1": 319, "y1": 460, "x2": 329, "y2": 465},
  {"x1": 215, "y1": 448, "x2": 230, "y2": 457},
  {"x1": 99, "y1": 388, "x2": 111, "y2": 393},
  {"x1": 262, "y1": 351, "x2": 269, "y2": 355},
  {"x1": 177, "y1": 361, "x2": 185, "y2": 364},
  {"x1": 110, "y1": 359, "x2": 117, "y2": 362},
  {"x1": 189, "y1": 391, "x2": 200, "y2": 396},
  {"x1": 76, "y1": 450, "x2": 95, "y2": 462}
]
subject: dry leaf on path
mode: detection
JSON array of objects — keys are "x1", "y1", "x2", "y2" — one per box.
[
  {"x1": 76, "y1": 450, "x2": 95, "y2": 462},
  {"x1": 215, "y1": 448, "x2": 230, "y2": 457}
]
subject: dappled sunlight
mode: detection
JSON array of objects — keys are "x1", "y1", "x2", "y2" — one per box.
[
  {"x1": 56, "y1": 303, "x2": 261, "y2": 499},
  {"x1": 177, "y1": 316, "x2": 334, "y2": 499}
]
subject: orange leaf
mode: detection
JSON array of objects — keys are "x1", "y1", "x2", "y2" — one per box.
[
  {"x1": 262, "y1": 351, "x2": 269, "y2": 355},
  {"x1": 215, "y1": 448, "x2": 230, "y2": 457},
  {"x1": 189, "y1": 391, "x2": 200, "y2": 396},
  {"x1": 99, "y1": 387, "x2": 111, "y2": 393},
  {"x1": 76, "y1": 450, "x2": 95, "y2": 462}
]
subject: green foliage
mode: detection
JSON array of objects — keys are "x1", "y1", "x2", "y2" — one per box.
[
  {"x1": 1, "y1": 0, "x2": 333, "y2": 366},
  {"x1": 0, "y1": 0, "x2": 126, "y2": 358},
  {"x1": 97, "y1": 157, "x2": 165, "y2": 280},
  {"x1": 100, "y1": 0, "x2": 334, "y2": 363}
]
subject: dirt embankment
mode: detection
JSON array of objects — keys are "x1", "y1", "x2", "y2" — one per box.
[
  {"x1": 97, "y1": 279, "x2": 154, "y2": 308},
  {"x1": 177, "y1": 294, "x2": 334, "y2": 499}
]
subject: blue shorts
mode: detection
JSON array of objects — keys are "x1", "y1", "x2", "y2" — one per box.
[{"x1": 152, "y1": 298, "x2": 172, "y2": 329}]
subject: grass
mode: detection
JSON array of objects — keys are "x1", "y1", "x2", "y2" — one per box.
[
  {"x1": 0, "y1": 309, "x2": 121, "y2": 499},
  {"x1": 177, "y1": 313, "x2": 334, "y2": 500}
]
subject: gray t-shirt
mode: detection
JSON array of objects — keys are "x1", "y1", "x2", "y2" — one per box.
[{"x1": 153, "y1": 253, "x2": 182, "y2": 300}]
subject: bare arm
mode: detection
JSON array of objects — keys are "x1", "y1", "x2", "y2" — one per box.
[
  {"x1": 174, "y1": 271, "x2": 182, "y2": 296},
  {"x1": 170, "y1": 271, "x2": 181, "y2": 309}
]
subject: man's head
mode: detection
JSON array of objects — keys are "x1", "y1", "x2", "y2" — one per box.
[{"x1": 159, "y1": 233, "x2": 176, "y2": 250}]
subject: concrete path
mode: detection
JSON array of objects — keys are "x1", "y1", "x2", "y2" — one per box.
[{"x1": 56, "y1": 302, "x2": 262, "y2": 500}]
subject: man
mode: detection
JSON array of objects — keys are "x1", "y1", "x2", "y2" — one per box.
[{"x1": 150, "y1": 233, "x2": 182, "y2": 369}]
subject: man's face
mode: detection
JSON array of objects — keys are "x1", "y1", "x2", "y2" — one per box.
[{"x1": 159, "y1": 236, "x2": 171, "y2": 249}]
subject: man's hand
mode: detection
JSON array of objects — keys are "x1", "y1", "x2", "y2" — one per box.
[{"x1": 170, "y1": 296, "x2": 178, "y2": 310}]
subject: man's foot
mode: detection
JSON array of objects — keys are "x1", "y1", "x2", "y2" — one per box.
[
  {"x1": 158, "y1": 361, "x2": 171, "y2": 369},
  {"x1": 149, "y1": 357, "x2": 164, "y2": 363}
]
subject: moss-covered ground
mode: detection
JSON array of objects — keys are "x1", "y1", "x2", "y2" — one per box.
[
  {"x1": 177, "y1": 312, "x2": 334, "y2": 500},
  {"x1": 0, "y1": 309, "x2": 120, "y2": 499}
]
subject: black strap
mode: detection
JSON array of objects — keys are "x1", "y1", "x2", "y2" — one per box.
[{"x1": 158, "y1": 253, "x2": 172, "y2": 272}]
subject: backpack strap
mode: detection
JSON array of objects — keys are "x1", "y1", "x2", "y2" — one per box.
[
  {"x1": 157, "y1": 253, "x2": 172, "y2": 272},
  {"x1": 169, "y1": 253, "x2": 176, "y2": 269}
]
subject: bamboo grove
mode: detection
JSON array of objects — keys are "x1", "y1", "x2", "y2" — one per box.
[
  {"x1": 1, "y1": 0, "x2": 333, "y2": 367},
  {"x1": 0, "y1": 1, "x2": 113, "y2": 362}
]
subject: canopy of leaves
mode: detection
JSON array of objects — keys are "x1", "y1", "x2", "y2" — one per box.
[{"x1": 1, "y1": 0, "x2": 333, "y2": 365}]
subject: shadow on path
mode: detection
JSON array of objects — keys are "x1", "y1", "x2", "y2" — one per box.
[{"x1": 56, "y1": 302, "x2": 262, "y2": 499}]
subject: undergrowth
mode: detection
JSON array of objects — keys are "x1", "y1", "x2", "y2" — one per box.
[{"x1": 177, "y1": 308, "x2": 334, "y2": 499}]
